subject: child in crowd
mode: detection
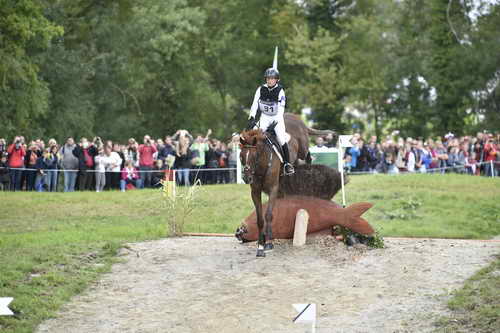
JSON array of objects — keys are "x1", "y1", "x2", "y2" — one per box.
[
  {"x1": 94, "y1": 148, "x2": 107, "y2": 192},
  {"x1": 120, "y1": 160, "x2": 141, "y2": 191},
  {"x1": 151, "y1": 159, "x2": 166, "y2": 188}
]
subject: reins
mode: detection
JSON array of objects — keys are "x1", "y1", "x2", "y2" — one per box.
[{"x1": 241, "y1": 134, "x2": 275, "y2": 179}]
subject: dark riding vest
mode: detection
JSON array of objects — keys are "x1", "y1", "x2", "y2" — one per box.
[{"x1": 258, "y1": 84, "x2": 284, "y2": 116}]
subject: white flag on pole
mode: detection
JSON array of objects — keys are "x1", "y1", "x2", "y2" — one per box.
[
  {"x1": 338, "y1": 135, "x2": 353, "y2": 148},
  {"x1": 0, "y1": 297, "x2": 14, "y2": 316}
]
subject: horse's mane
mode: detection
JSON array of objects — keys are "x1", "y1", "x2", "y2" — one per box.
[{"x1": 241, "y1": 129, "x2": 266, "y2": 145}]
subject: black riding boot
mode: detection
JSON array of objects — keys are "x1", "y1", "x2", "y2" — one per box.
[{"x1": 281, "y1": 143, "x2": 295, "y2": 175}]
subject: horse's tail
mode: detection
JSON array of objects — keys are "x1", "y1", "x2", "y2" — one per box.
[
  {"x1": 307, "y1": 127, "x2": 336, "y2": 137},
  {"x1": 342, "y1": 203, "x2": 374, "y2": 235}
]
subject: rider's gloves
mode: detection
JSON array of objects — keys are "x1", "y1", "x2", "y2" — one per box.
[{"x1": 246, "y1": 117, "x2": 256, "y2": 130}]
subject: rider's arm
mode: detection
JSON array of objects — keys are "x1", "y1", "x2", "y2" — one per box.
[
  {"x1": 249, "y1": 87, "x2": 261, "y2": 119},
  {"x1": 277, "y1": 89, "x2": 286, "y2": 118}
]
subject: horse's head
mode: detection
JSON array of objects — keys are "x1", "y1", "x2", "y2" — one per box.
[{"x1": 239, "y1": 129, "x2": 268, "y2": 184}]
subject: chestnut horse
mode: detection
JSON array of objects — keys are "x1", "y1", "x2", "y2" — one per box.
[{"x1": 239, "y1": 113, "x2": 335, "y2": 257}]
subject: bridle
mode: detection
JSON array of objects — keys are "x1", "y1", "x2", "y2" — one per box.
[{"x1": 241, "y1": 138, "x2": 274, "y2": 183}]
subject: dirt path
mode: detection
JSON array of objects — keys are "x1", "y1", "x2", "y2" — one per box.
[{"x1": 37, "y1": 237, "x2": 498, "y2": 333}]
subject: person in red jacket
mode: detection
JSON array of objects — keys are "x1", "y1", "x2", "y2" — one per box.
[
  {"x1": 483, "y1": 136, "x2": 497, "y2": 177},
  {"x1": 138, "y1": 135, "x2": 157, "y2": 188},
  {"x1": 120, "y1": 160, "x2": 142, "y2": 191},
  {"x1": 7, "y1": 136, "x2": 26, "y2": 191}
]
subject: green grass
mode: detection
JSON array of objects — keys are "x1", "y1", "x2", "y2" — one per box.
[
  {"x1": 434, "y1": 255, "x2": 500, "y2": 333},
  {"x1": 0, "y1": 173, "x2": 499, "y2": 332}
]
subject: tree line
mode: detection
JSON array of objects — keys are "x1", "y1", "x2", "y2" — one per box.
[{"x1": 1, "y1": 0, "x2": 499, "y2": 142}]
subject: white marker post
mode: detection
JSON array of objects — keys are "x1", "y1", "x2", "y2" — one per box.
[
  {"x1": 338, "y1": 135, "x2": 353, "y2": 207},
  {"x1": 0, "y1": 297, "x2": 14, "y2": 316},
  {"x1": 292, "y1": 303, "x2": 316, "y2": 333}
]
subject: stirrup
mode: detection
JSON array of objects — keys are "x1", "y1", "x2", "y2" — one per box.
[{"x1": 283, "y1": 163, "x2": 295, "y2": 175}]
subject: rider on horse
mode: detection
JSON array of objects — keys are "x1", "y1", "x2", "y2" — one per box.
[{"x1": 246, "y1": 67, "x2": 295, "y2": 175}]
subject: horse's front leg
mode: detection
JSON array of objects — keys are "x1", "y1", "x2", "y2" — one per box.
[
  {"x1": 264, "y1": 184, "x2": 279, "y2": 252},
  {"x1": 251, "y1": 186, "x2": 266, "y2": 257}
]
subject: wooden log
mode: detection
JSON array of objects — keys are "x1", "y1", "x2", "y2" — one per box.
[{"x1": 293, "y1": 209, "x2": 309, "y2": 247}]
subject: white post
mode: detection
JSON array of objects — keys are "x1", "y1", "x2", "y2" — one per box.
[
  {"x1": 172, "y1": 170, "x2": 176, "y2": 198},
  {"x1": 236, "y1": 147, "x2": 243, "y2": 184},
  {"x1": 339, "y1": 144, "x2": 347, "y2": 207},
  {"x1": 491, "y1": 160, "x2": 494, "y2": 178},
  {"x1": 293, "y1": 209, "x2": 309, "y2": 247}
]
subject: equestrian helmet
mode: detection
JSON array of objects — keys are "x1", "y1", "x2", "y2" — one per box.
[{"x1": 264, "y1": 68, "x2": 280, "y2": 80}]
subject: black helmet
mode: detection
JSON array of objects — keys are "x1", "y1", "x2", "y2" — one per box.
[{"x1": 264, "y1": 68, "x2": 280, "y2": 80}]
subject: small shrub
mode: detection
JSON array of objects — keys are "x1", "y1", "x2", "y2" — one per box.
[{"x1": 160, "y1": 179, "x2": 202, "y2": 237}]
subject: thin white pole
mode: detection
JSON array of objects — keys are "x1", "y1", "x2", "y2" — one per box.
[
  {"x1": 339, "y1": 144, "x2": 346, "y2": 207},
  {"x1": 236, "y1": 147, "x2": 243, "y2": 184},
  {"x1": 173, "y1": 170, "x2": 176, "y2": 198},
  {"x1": 490, "y1": 160, "x2": 494, "y2": 178}
]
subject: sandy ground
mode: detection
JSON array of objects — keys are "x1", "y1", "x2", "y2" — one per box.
[{"x1": 36, "y1": 236, "x2": 498, "y2": 333}]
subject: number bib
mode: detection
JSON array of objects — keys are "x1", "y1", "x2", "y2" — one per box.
[{"x1": 258, "y1": 100, "x2": 278, "y2": 116}]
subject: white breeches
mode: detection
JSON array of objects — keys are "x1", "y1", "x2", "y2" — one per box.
[{"x1": 256, "y1": 114, "x2": 288, "y2": 146}]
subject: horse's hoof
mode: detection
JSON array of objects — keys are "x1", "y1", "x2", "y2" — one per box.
[
  {"x1": 346, "y1": 235, "x2": 358, "y2": 246},
  {"x1": 264, "y1": 243, "x2": 274, "y2": 251},
  {"x1": 256, "y1": 249, "x2": 266, "y2": 257}
]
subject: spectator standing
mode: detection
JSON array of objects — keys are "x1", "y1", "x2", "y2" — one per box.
[
  {"x1": 356, "y1": 139, "x2": 369, "y2": 172},
  {"x1": 435, "y1": 141, "x2": 449, "y2": 173},
  {"x1": 348, "y1": 138, "x2": 361, "y2": 172},
  {"x1": 324, "y1": 133, "x2": 336, "y2": 148},
  {"x1": 447, "y1": 146, "x2": 463, "y2": 173},
  {"x1": 125, "y1": 138, "x2": 140, "y2": 168},
  {"x1": 7, "y1": 136, "x2": 26, "y2": 191},
  {"x1": 94, "y1": 147, "x2": 108, "y2": 192},
  {"x1": 483, "y1": 136, "x2": 497, "y2": 177},
  {"x1": 0, "y1": 138, "x2": 6, "y2": 156},
  {"x1": 0, "y1": 153, "x2": 10, "y2": 190},
  {"x1": 120, "y1": 160, "x2": 142, "y2": 191},
  {"x1": 24, "y1": 142, "x2": 41, "y2": 191},
  {"x1": 190, "y1": 130, "x2": 210, "y2": 184},
  {"x1": 395, "y1": 139, "x2": 407, "y2": 172},
  {"x1": 113, "y1": 143, "x2": 126, "y2": 170},
  {"x1": 174, "y1": 134, "x2": 196, "y2": 186},
  {"x1": 312, "y1": 137, "x2": 329, "y2": 151},
  {"x1": 366, "y1": 141, "x2": 379, "y2": 172},
  {"x1": 35, "y1": 148, "x2": 56, "y2": 191},
  {"x1": 73, "y1": 137, "x2": 98, "y2": 191},
  {"x1": 104, "y1": 145, "x2": 123, "y2": 190},
  {"x1": 205, "y1": 139, "x2": 222, "y2": 184},
  {"x1": 138, "y1": 135, "x2": 157, "y2": 188},
  {"x1": 46, "y1": 145, "x2": 59, "y2": 191},
  {"x1": 405, "y1": 142, "x2": 416, "y2": 172},
  {"x1": 59, "y1": 138, "x2": 79, "y2": 192},
  {"x1": 157, "y1": 136, "x2": 176, "y2": 163},
  {"x1": 218, "y1": 142, "x2": 229, "y2": 184}
]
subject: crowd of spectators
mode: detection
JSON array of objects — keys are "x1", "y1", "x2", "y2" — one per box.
[
  {"x1": 0, "y1": 130, "x2": 240, "y2": 192},
  {"x1": 0, "y1": 130, "x2": 498, "y2": 192},
  {"x1": 311, "y1": 131, "x2": 499, "y2": 176}
]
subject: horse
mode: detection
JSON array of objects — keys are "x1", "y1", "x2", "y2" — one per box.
[{"x1": 239, "y1": 113, "x2": 336, "y2": 257}]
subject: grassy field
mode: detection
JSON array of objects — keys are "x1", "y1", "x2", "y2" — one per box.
[
  {"x1": 435, "y1": 255, "x2": 500, "y2": 333},
  {"x1": 0, "y1": 173, "x2": 499, "y2": 332}
]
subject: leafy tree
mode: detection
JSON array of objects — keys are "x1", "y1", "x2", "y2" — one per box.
[{"x1": 0, "y1": 0, "x2": 63, "y2": 139}]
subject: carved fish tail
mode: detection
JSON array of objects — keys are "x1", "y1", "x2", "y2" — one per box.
[{"x1": 344, "y1": 203, "x2": 374, "y2": 235}]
